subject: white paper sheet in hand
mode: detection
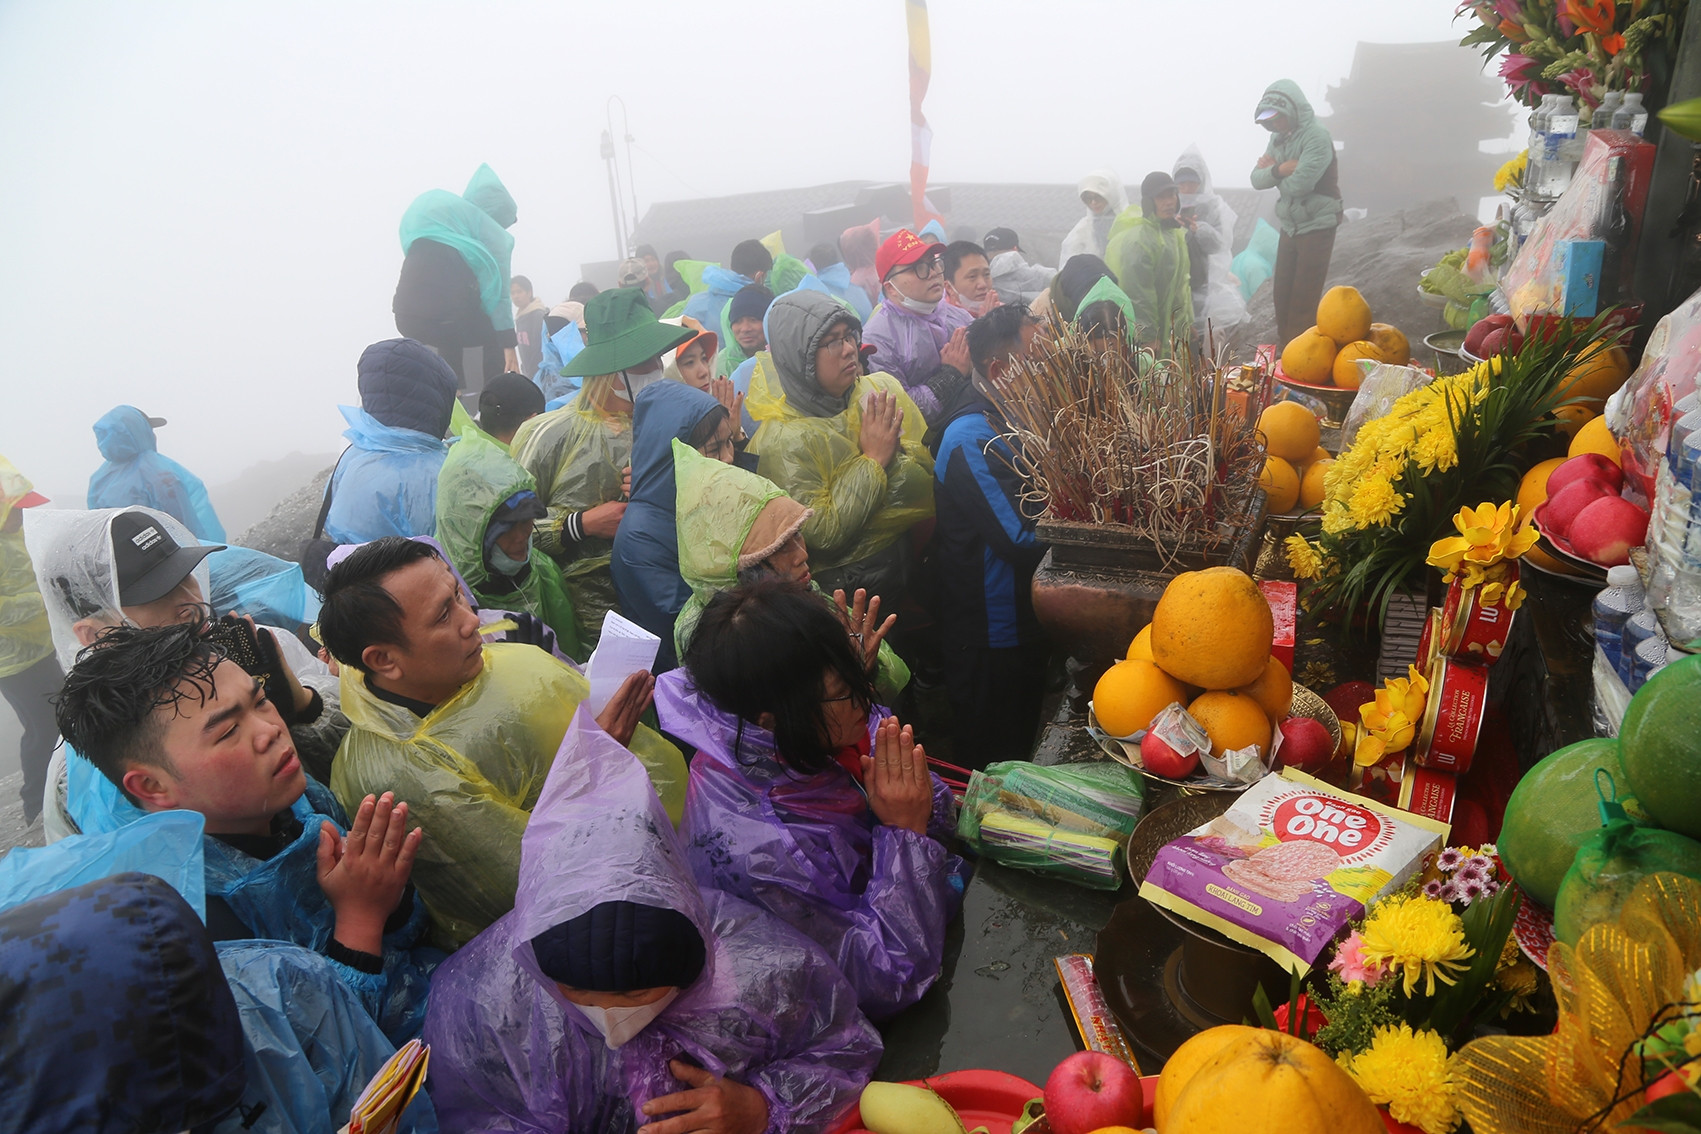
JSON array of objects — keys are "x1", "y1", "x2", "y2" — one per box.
[{"x1": 584, "y1": 610, "x2": 660, "y2": 716}]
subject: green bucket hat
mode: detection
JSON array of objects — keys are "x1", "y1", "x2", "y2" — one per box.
[{"x1": 562, "y1": 287, "x2": 694, "y2": 378}]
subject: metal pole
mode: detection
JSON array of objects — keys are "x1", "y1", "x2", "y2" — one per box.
[
  {"x1": 600, "y1": 128, "x2": 625, "y2": 261},
  {"x1": 608, "y1": 95, "x2": 641, "y2": 250}
]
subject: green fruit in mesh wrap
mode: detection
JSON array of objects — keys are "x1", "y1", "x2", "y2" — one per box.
[
  {"x1": 1619, "y1": 655, "x2": 1701, "y2": 841},
  {"x1": 1498, "y1": 738, "x2": 1625, "y2": 909},
  {"x1": 1553, "y1": 819, "x2": 1701, "y2": 944}
]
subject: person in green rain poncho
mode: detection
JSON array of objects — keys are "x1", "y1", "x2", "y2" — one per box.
[
  {"x1": 434, "y1": 430, "x2": 585, "y2": 663},
  {"x1": 671, "y1": 440, "x2": 909, "y2": 705},
  {"x1": 511, "y1": 289, "x2": 693, "y2": 650},
  {"x1": 0, "y1": 455, "x2": 58, "y2": 822},
  {"x1": 394, "y1": 163, "x2": 521, "y2": 389},
  {"x1": 1105, "y1": 171, "x2": 1195, "y2": 358},
  {"x1": 1073, "y1": 275, "x2": 1140, "y2": 351}
]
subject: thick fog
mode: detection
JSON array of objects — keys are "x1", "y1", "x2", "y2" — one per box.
[{"x1": 1, "y1": 0, "x2": 1503, "y2": 512}]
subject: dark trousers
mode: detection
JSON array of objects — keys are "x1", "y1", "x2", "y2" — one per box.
[
  {"x1": 1, "y1": 654, "x2": 63, "y2": 821},
  {"x1": 944, "y1": 641, "x2": 1047, "y2": 771},
  {"x1": 1273, "y1": 226, "x2": 1338, "y2": 350}
]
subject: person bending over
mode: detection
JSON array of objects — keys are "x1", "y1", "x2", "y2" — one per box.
[
  {"x1": 423, "y1": 710, "x2": 879, "y2": 1134},
  {"x1": 54, "y1": 620, "x2": 437, "y2": 1041},
  {"x1": 317, "y1": 536, "x2": 687, "y2": 950},
  {"x1": 656, "y1": 582, "x2": 968, "y2": 1020}
]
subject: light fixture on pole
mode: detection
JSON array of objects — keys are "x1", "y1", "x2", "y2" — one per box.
[
  {"x1": 606, "y1": 96, "x2": 640, "y2": 258},
  {"x1": 600, "y1": 128, "x2": 625, "y2": 261}
]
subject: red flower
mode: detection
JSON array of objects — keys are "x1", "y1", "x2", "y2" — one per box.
[
  {"x1": 1602, "y1": 31, "x2": 1626, "y2": 53},
  {"x1": 1272, "y1": 994, "x2": 1330, "y2": 1037},
  {"x1": 1498, "y1": 17, "x2": 1530, "y2": 41}
]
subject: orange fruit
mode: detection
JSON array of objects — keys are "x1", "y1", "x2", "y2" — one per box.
[
  {"x1": 1260, "y1": 456, "x2": 1301, "y2": 513},
  {"x1": 1257, "y1": 401, "x2": 1323, "y2": 463},
  {"x1": 1516, "y1": 457, "x2": 1567, "y2": 520},
  {"x1": 1332, "y1": 340, "x2": 1381, "y2": 389},
  {"x1": 1151, "y1": 567, "x2": 1274, "y2": 690},
  {"x1": 1554, "y1": 403, "x2": 1596, "y2": 438},
  {"x1": 1238, "y1": 656, "x2": 1294, "y2": 720},
  {"x1": 1189, "y1": 690, "x2": 1275, "y2": 756},
  {"x1": 1126, "y1": 624, "x2": 1154, "y2": 662},
  {"x1": 1304, "y1": 445, "x2": 1331, "y2": 466},
  {"x1": 1280, "y1": 327, "x2": 1337, "y2": 385},
  {"x1": 1367, "y1": 322, "x2": 1410, "y2": 364},
  {"x1": 1093, "y1": 659, "x2": 1191, "y2": 737},
  {"x1": 1555, "y1": 341, "x2": 1632, "y2": 411},
  {"x1": 1299, "y1": 458, "x2": 1333, "y2": 509},
  {"x1": 1569, "y1": 415, "x2": 1621, "y2": 465},
  {"x1": 1155, "y1": 1025, "x2": 1265, "y2": 1129},
  {"x1": 1316, "y1": 285, "x2": 1373, "y2": 346}
]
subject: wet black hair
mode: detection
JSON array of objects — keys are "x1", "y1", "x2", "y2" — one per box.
[
  {"x1": 1077, "y1": 300, "x2": 1130, "y2": 344},
  {"x1": 479, "y1": 372, "x2": 546, "y2": 438},
  {"x1": 634, "y1": 244, "x2": 658, "y2": 260},
  {"x1": 1055, "y1": 255, "x2": 1115, "y2": 321},
  {"x1": 682, "y1": 581, "x2": 875, "y2": 776},
  {"x1": 316, "y1": 536, "x2": 441, "y2": 672},
  {"x1": 968, "y1": 302, "x2": 1035, "y2": 376},
  {"x1": 729, "y1": 239, "x2": 775, "y2": 279},
  {"x1": 942, "y1": 241, "x2": 988, "y2": 286},
  {"x1": 55, "y1": 621, "x2": 226, "y2": 791},
  {"x1": 808, "y1": 242, "x2": 841, "y2": 270},
  {"x1": 568, "y1": 281, "x2": 601, "y2": 304},
  {"x1": 511, "y1": 274, "x2": 534, "y2": 294}
]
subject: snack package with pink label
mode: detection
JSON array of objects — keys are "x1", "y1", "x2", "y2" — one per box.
[{"x1": 1138, "y1": 769, "x2": 1448, "y2": 971}]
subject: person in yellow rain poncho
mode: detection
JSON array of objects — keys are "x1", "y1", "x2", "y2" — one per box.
[
  {"x1": 0, "y1": 455, "x2": 58, "y2": 823},
  {"x1": 318, "y1": 537, "x2": 686, "y2": 951},
  {"x1": 435, "y1": 428, "x2": 585, "y2": 663},
  {"x1": 511, "y1": 288, "x2": 693, "y2": 650},
  {"x1": 744, "y1": 289, "x2": 934, "y2": 606},
  {"x1": 671, "y1": 440, "x2": 910, "y2": 706}
]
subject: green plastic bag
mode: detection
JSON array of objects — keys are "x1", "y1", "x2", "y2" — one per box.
[{"x1": 957, "y1": 760, "x2": 1145, "y2": 890}]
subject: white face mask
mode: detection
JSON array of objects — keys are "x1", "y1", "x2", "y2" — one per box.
[
  {"x1": 894, "y1": 291, "x2": 940, "y2": 316},
  {"x1": 570, "y1": 989, "x2": 679, "y2": 1049},
  {"x1": 611, "y1": 368, "x2": 663, "y2": 403},
  {"x1": 487, "y1": 543, "x2": 528, "y2": 578}
]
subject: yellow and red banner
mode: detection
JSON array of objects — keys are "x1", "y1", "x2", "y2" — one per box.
[{"x1": 905, "y1": 0, "x2": 941, "y2": 230}]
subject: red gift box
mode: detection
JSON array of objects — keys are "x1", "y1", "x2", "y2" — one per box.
[{"x1": 1260, "y1": 580, "x2": 1297, "y2": 674}]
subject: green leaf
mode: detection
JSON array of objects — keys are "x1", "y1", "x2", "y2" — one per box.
[
  {"x1": 1249, "y1": 981, "x2": 1282, "y2": 1031},
  {"x1": 1626, "y1": 1091, "x2": 1701, "y2": 1134},
  {"x1": 1426, "y1": 884, "x2": 1521, "y2": 1040}
]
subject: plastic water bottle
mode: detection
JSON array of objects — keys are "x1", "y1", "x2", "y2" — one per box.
[
  {"x1": 1648, "y1": 409, "x2": 1701, "y2": 641},
  {"x1": 1621, "y1": 610, "x2": 1659, "y2": 685},
  {"x1": 1544, "y1": 97, "x2": 1580, "y2": 197},
  {"x1": 1595, "y1": 91, "x2": 1624, "y2": 131},
  {"x1": 1527, "y1": 97, "x2": 1553, "y2": 198},
  {"x1": 1631, "y1": 629, "x2": 1670, "y2": 689},
  {"x1": 1594, "y1": 565, "x2": 1646, "y2": 673},
  {"x1": 1614, "y1": 92, "x2": 1649, "y2": 135}
]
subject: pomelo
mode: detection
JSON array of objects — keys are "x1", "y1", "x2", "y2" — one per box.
[
  {"x1": 1498, "y1": 737, "x2": 1626, "y2": 909},
  {"x1": 1619, "y1": 655, "x2": 1701, "y2": 840}
]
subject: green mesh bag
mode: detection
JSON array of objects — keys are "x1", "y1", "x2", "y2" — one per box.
[{"x1": 1554, "y1": 793, "x2": 1701, "y2": 945}]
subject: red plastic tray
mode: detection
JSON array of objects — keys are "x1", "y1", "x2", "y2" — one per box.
[{"x1": 828, "y1": 1071, "x2": 1158, "y2": 1134}]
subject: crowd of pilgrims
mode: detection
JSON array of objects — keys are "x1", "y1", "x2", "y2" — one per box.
[{"x1": 0, "y1": 98, "x2": 1332, "y2": 1131}]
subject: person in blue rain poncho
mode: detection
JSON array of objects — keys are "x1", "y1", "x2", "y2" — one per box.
[
  {"x1": 422, "y1": 708, "x2": 881, "y2": 1134},
  {"x1": 807, "y1": 241, "x2": 874, "y2": 321},
  {"x1": 393, "y1": 163, "x2": 521, "y2": 388},
  {"x1": 683, "y1": 239, "x2": 773, "y2": 331},
  {"x1": 87, "y1": 406, "x2": 226, "y2": 541},
  {"x1": 0, "y1": 849, "x2": 436, "y2": 1134},
  {"x1": 658, "y1": 583, "x2": 967, "y2": 1021},
  {"x1": 53, "y1": 620, "x2": 440, "y2": 1044},
  {"x1": 323, "y1": 338, "x2": 458, "y2": 545},
  {"x1": 609, "y1": 381, "x2": 734, "y2": 673}
]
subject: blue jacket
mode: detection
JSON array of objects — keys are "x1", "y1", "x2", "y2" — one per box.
[
  {"x1": 609, "y1": 382, "x2": 723, "y2": 671},
  {"x1": 931, "y1": 391, "x2": 1046, "y2": 650},
  {"x1": 682, "y1": 265, "x2": 753, "y2": 331},
  {"x1": 87, "y1": 406, "x2": 226, "y2": 541}
]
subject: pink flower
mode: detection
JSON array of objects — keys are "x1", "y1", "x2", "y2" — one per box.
[
  {"x1": 1493, "y1": 0, "x2": 1524, "y2": 17},
  {"x1": 1499, "y1": 53, "x2": 1539, "y2": 80},
  {"x1": 1328, "y1": 932, "x2": 1387, "y2": 987}
]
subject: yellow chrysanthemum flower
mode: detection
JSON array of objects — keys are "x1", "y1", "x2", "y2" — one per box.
[
  {"x1": 1349, "y1": 476, "x2": 1407, "y2": 528},
  {"x1": 1342, "y1": 1024, "x2": 1463, "y2": 1134},
  {"x1": 1322, "y1": 504, "x2": 1355, "y2": 536},
  {"x1": 1359, "y1": 894, "x2": 1475, "y2": 997},
  {"x1": 1285, "y1": 535, "x2": 1324, "y2": 580}
]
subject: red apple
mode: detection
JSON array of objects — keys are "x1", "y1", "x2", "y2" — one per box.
[
  {"x1": 1323, "y1": 681, "x2": 1378, "y2": 725},
  {"x1": 1464, "y1": 315, "x2": 1513, "y2": 357},
  {"x1": 1043, "y1": 1051, "x2": 1144, "y2": 1134},
  {"x1": 1279, "y1": 716, "x2": 1335, "y2": 773},
  {"x1": 1570, "y1": 496, "x2": 1650, "y2": 566},
  {"x1": 1141, "y1": 729, "x2": 1200, "y2": 778},
  {"x1": 1479, "y1": 326, "x2": 1524, "y2": 356},
  {"x1": 1544, "y1": 478, "x2": 1615, "y2": 538},
  {"x1": 1547, "y1": 453, "x2": 1624, "y2": 497},
  {"x1": 1644, "y1": 1069, "x2": 1694, "y2": 1103}
]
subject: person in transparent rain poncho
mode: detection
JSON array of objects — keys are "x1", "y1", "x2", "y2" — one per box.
[
  {"x1": 24, "y1": 506, "x2": 345, "y2": 840},
  {"x1": 422, "y1": 708, "x2": 880, "y2": 1134},
  {"x1": 1172, "y1": 145, "x2": 1248, "y2": 334},
  {"x1": 1059, "y1": 168, "x2": 1128, "y2": 265}
]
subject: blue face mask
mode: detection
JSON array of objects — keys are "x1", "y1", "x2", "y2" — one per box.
[{"x1": 488, "y1": 543, "x2": 529, "y2": 578}]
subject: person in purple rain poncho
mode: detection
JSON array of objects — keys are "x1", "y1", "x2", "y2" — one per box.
[
  {"x1": 655, "y1": 582, "x2": 968, "y2": 1021},
  {"x1": 860, "y1": 229, "x2": 974, "y2": 425},
  {"x1": 421, "y1": 707, "x2": 881, "y2": 1134}
]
